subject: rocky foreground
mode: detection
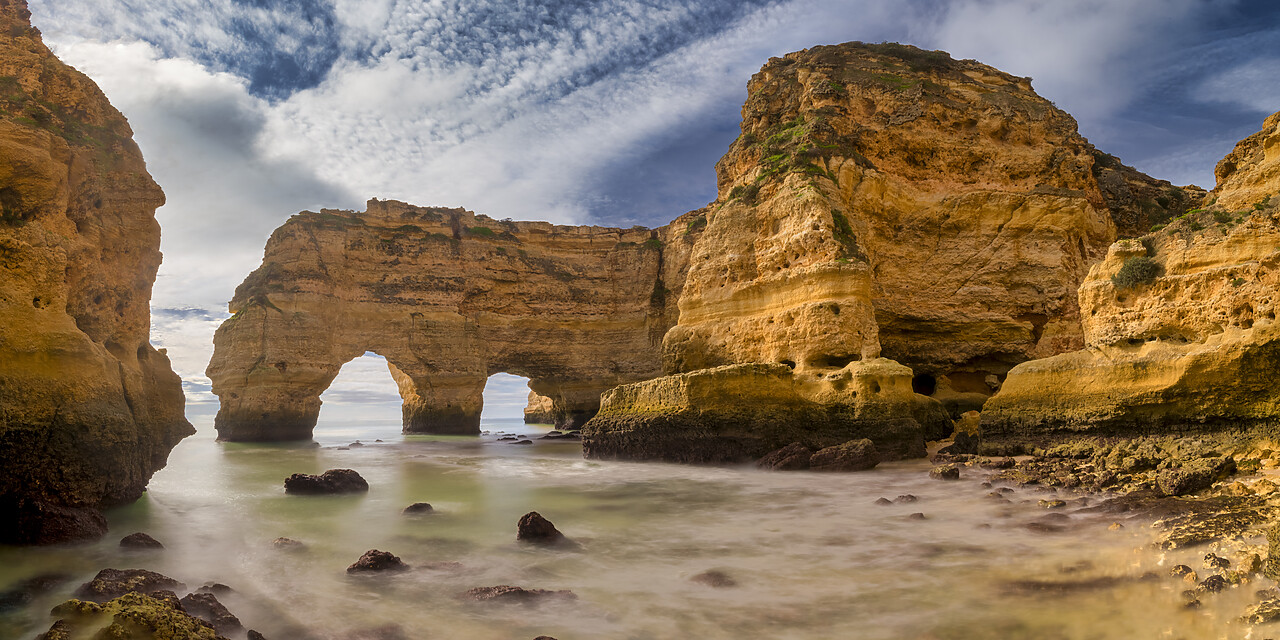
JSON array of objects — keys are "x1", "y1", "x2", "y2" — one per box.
[{"x1": 0, "y1": 0, "x2": 190, "y2": 544}]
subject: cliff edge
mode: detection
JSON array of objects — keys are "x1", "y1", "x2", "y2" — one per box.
[{"x1": 0, "y1": 0, "x2": 191, "y2": 543}]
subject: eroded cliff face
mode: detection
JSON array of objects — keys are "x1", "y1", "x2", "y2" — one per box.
[
  {"x1": 982, "y1": 110, "x2": 1280, "y2": 448},
  {"x1": 206, "y1": 199, "x2": 700, "y2": 439},
  {"x1": 666, "y1": 43, "x2": 1196, "y2": 412},
  {"x1": 0, "y1": 0, "x2": 191, "y2": 543}
]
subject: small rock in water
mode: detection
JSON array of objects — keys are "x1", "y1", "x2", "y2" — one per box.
[
  {"x1": 460, "y1": 585, "x2": 577, "y2": 604},
  {"x1": 119, "y1": 532, "x2": 164, "y2": 549},
  {"x1": 809, "y1": 439, "x2": 879, "y2": 472},
  {"x1": 874, "y1": 497, "x2": 892, "y2": 506},
  {"x1": 929, "y1": 466, "x2": 960, "y2": 481},
  {"x1": 757, "y1": 442, "x2": 813, "y2": 470},
  {"x1": 180, "y1": 591, "x2": 243, "y2": 634},
  {"x1": 273, "y1": 537, "x2": 306, "y2": 551},
  {"x1": 498, "y1": 436, "x2": 519, "y2": 441},
  {"x1": 402, "y1": 502, "x2": 435, "y2": 515},
  {"x1": 1038, "y1": 499, "x2": 1066, "y2": 509},
  {"x1": 345, "y1": 624, "x2": 410, "y2": 640},
  {"x1": 894, "y1": 494, "x2": 918, "y2": 503},
  {"x1": 0, "y1": 573, "x2": 71, "y2": 610},
  {"x1": 248, "y1": 631, "x2": 268, "y2": 640},
  {"x1": 348, "y1": 441, "x2": 364, "y2": 448},
  {"x1": 347, "y1": 549, "x2": 409, "y2": 573},
  {"x1": 74, "y1": 568, "x2": 185, "y2": 603},
  {"x1": 1198, "y1": 574, "x2": 1227, "y2": 593},
  {"x1": 1203, "y1": 553, "x2": 1230, "y2": 570},
  {"x1": 514, "y1": 439, "x2": 534, "y2": 445},
  {"x1": 1242, "y1": 598, "x2": 1280, "y2": 624},
  {"x1": 985, "y1": 492, "x2": 1008, "y2": 501},
  {"x1": 997, "y1": 487, "x2": 1014, "y2": 494},
  {"x1": 1108, "y1": 522, "x2": 1124, "y2": 530},
  {"x1": 284, "y1": 468, "x2": 369, "y2": 494},
  {"x1": 980, "y1": 481, "x2": 992, "y2": 489},
  {"x1": 375, "y1": 439, "x2": 384, "y2": 442},
  {"x1": 534, "y1": 637, "x2": 560, "y2": 640},
  {"x1": 908, "y1": 512, "x2": 927, "y2": 520},
  {"x1": 197, "y1": 582, "x2": 233, "y2": 595},
  {"x1": 690, "y1": 570, "x2": 737, "y2": 588},
  {"x1": 1170, "y1": 565, "x2": 1195, "y2": 579},
  {"x1": 517, "y1": 512, "x2": 566, "y2": 544}
]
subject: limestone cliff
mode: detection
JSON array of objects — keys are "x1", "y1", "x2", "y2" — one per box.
[
  {"x1": 982, "y1": 110, "x2": 1280, "y2": 448},
  {"x1": 523, "y1": 391, "x2": 554, "y2": 424},
  {"x1": 0, "y1": 0, "x2": 191, "y2": 543},
  {"x1": 206, "y1": 200, "x2": 701, "y2": 439},
  {"x1": 665, "y1": 43, "x2": 1195, "y2": 413}
]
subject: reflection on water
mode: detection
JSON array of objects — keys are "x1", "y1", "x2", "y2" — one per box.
[{"x1": 0, "y1": 415, "x2": 1265, "y2": 639}]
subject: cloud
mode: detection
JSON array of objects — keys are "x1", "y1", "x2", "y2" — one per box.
[{"x1": 1200, "y1": 57, "x2": 1280, "y2": 116}]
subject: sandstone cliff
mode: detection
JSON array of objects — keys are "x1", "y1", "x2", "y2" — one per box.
[
  {"x1": 206, "y1": 199, "x2": 702, "y2": 439},
  {"x1": 0, "y1": 0, "x2": 191, "y2": 543},
  {"x1": 664, "y1": 43, "x2": 1195, "y2": 414},
  {"x1": 982, "y1": 110, "x2": 1280, "y2": 448},
  {"x1": 523, "y1": 391, "x2": 554, "y2": 424}
]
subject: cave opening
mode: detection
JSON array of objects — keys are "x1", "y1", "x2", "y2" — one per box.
[
  {"x1": 911, "y1": 373, "x2": 937, "y2": 396},
  {"x1": 482, "y1": 372, "x2": 534, "y2": 427}
]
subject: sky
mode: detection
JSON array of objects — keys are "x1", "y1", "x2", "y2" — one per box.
[{"x1": 24, "y1": 0, "x2": 1280, "y2": 419}]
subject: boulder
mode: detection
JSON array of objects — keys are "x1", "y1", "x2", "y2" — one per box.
[
  {"x1": 756, "y1": 443, "x2": 813, "y2": 470},
  {"x1": 47, "y1": 592, "x2": 221, "y2": 639},
  {"x1": 284, "y1": 469, "x2": 369, "y2": 495},
  {"x1": 74, "y1": 568, "x2": 185, "y2": 603},
  {"x1": 929, "y1": 466, "x2": 960, "y2": 481},
  {"x1": 180, "y1": 591, "x2": 243, "y2": 634},
  {"x1": 690, "y1": 570, "x2": 737, "y2": 588},
  {"x1": 402, "y1": 502, "x2": 434, "y2": 515},
  {"x1": 346, "y1": 550, "x2": 408, "y2": 573},
  {"x1": 517, "y1": 512, "x2": 565, "y2": 544},
  {"x1": 808, "y1": 439, "x2": 879, "y2": 472},
  {"x1": 119, "y1": 532, "x2": 164, "y2": 549}
]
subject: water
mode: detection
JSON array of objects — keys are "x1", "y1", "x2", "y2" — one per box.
[{"x1": 0, "y1": 415, "x2": 1269, "y2": 639}]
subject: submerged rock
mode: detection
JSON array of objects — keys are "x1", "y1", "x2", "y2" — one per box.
[
  {"x1": 929, "y1": 466, "x2": 960, "y2": 481},
  {"x1": 272, "y1": 537, "x2": 306, "y2": 551},
  {"x1": 0, "y1": 572, "x2": 71, "y2": 610},
  {"x1": 517, "y1": 512, "x2": 566, "y2": 545},
  {"x1": 402, "y1": 502, "x2": 435, "y2": 515},
  {"x1": 757, "y1": 443, "x2": 814, "y2": 470},
  {"x1": 808, "y1": 439, "x2": 879, "y2": 472},
  {"x1": 180, "y1": 591, "x2": 243, "y2": 634},
  {"x1": 74, "y1": 568, "x2": 185, "y2": 603},
  {"x1": 346, "y1": 550, "x2": 408, "y2": 573},
  {"x1": 690, "y1": 570, "x2": 737, "y2": 588},
  {"x1": 119, "y1": 532, "x2": 165, "y2": 549},
  {"x1": 460, "y1": 585, "x2": 577, "y2": 604},
  {"x1": 284, "y1": 469, "x2": 369, "y2": 495}
]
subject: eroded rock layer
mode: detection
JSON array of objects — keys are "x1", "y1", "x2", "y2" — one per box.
[
  {"x1": 670, "y1": 43, "x2": 1195, "y2": 413},
  {"x1": 206, "y1": 199, "x2": 700, "y2": 439},
  {"x1": 982, "y1": 110, "x2": 1280, "y2": 449},
  {"x1": 0, "y1": 0, "x2": 191, "y2": 543}
]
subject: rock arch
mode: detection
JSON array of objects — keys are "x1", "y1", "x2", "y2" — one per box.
[{"x1": 206, "y1": 199, "x2": 695, "y2": 441}]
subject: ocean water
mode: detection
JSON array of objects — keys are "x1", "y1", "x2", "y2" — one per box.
[{"x1": 0, "y1": 413, "x2": 1268, "y2": 639}]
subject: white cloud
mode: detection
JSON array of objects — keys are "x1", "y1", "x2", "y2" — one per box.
[{"x1": 1200, "y1": 57, "x2": 1280, "y2": 116}]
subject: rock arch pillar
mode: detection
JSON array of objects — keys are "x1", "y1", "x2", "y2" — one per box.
[{"x1": 389, "y1": 363, "x2": 485, "y2": 435}]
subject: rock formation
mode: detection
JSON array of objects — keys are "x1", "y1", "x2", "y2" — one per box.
[
  {"x1": 0, "y1": 0, "x2": 191, "y2": 543},
  {"x1": 523, "y1": 390, "x2": 554, "y2": 424},
  {"x1": 981, "y1": 110, "x2": 1280, "y2": 449},
  {"x1": 207, "y1": 199, "x2": 700, "y2": 439},
  {"x1": 211, "y1": 42, "x2": 1191, "y2": 453}
]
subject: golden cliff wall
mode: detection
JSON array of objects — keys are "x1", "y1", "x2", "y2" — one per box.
[
  {"x1": 982, "y1": 109, "x2": 1280, "y2": 447},
  {"x1": 670, "y1": 43, "x2": 1195, "y2": 412},
  {"x1": 0, "y1": 0, "x2": 191, "y2": 543},
  {"x1": 206, "y1": 199, "x2": 700, "y2": 439}
]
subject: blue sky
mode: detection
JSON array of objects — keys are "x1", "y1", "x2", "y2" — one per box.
[{"x1": 25, "y1": 0, "x2": 1280, "y2": 417}]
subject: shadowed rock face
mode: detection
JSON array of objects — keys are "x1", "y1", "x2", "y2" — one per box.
[
  {"x1": 0, "y1": 0, "x2": 191, "y2": 543},
  {"x1": 982, "y1": 110, "x2": 1280, "y2": 448},
  {"x1": 207, "y1": 199, "x2": 701, "y2": 440}
]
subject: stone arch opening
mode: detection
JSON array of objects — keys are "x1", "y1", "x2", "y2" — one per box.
[
  {"x1": 481, "y1": 372, "x2": 534, "y2": 424},
  {"x1": 315, "y1": 352, "x2": 402, "y2": 437}
]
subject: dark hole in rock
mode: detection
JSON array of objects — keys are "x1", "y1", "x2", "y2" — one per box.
[
  {"x1": 808, "y1": 353, "x2": 860, "y2": 368},
  {"x1": 779, "y1": 360, "x2": 796, "y2": 369},
  {"x1": 911, "y1": 374, "x2": 936, "y2": 396}
]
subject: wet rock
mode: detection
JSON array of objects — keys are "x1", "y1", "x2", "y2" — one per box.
[
  {"x1": 402, "y1": 502, "x2": 435, "y2": 515},
  {"x1": 346, "y1": 549, "x2": 408, "y2": 573},
  {"x1": 273, "y1": 537, "x2": 306, "y2": 551},
  {"x1": 517, "y1": 512, "x2": 566, "y2": 545},
  {"x1": 1199, "y1": 574, "x2": 1228, "y2": 593},
  {"x1": 985, "y1": 492, "x2": 1008, "y2": 501},
  {"x1": 284, "y1": 469, "x2": 369, "y2": 495},
  {"x1": 498, "y1": 436, "x2": 518, "y2": 441},
  {"x1": 1038, "y1": 499, "x2": 1066, "y2": 509},
  {"x1": 809, "y1": 439, "x2": 880, "y2": 472},
  {"x1": 690, "y1": 570, "x2": 737, "y2": 588},
  {"x1": 35, "y1": 620, "x2": 71, "y2": 640},
  {"x1": 513, "y1": 439, "x2": 534, "y2": 445},
  {"x1": 0, "y1": 572, "x2": 71, "y2": 610},
  {"x1": 1155, "y1": 457, "x2": 1236, "y2": 497},
  {"x1": 1242, "y1": 598, "x2": 1280, "y2": 624},
  {"x1": 908, "y1": 513, "x2": 926, "y2": 520},
  {"x1": 533, "y1": 637, "x2": 559, "y2": 640},
  {"x1": 1108, "y1": 522, "x2": 1124, "y2": 530},
  {"x1": 757, "y1": 443, "x2": 813, "y2": 471},
  {"x1": 49, "y1": 592, "x2": 218, "y2": 639},
  {"x1": 348, "y1": 441, "x2": 364, "y2": 448},
  {"x1": 180, "y1": 591, "x2": 243, "y2": 634},
  {"x1": 119, "y1": 532, "x2": 164, "y2": 549},
  {"x1": 248, "y1": 631, "x2": 268, "y2": 640},
  {"x1": 345, "y1": 625, "x2": 409, "y2": 640},
  {"x1": 460, "y1": 585, "x2": 577, "y2": 604},
  {"x1": 1237, "y1": 552, "x2": 1263, "y2": 574},
  {"x1": 874, "y1": 497, "x2": 892, "y2": 506},
  {"x1": 894, "y1": 494, "x2": 918, "y2": 503},
  {"x1": 929, "y1": 466, "x2": 960, "y2": 481},
  {"x1": 146, "y1": 589, "x2": 182, "y2": 609},
  {"x1": 422, "y1": 561, "x2": 466, "y2": 572},
  {"x1": 74, "y1": 568, "x2": 185, "y2": 603},
  {"x1": 1204, "y1": 553, "x2": 1230, "y2": 570},
  {"x1": 1170, "y1": 565, "x2": 1195, "y2": 579},
  {"x1": 198, "y1": 582, "x2": 233, "y2": 595}
]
